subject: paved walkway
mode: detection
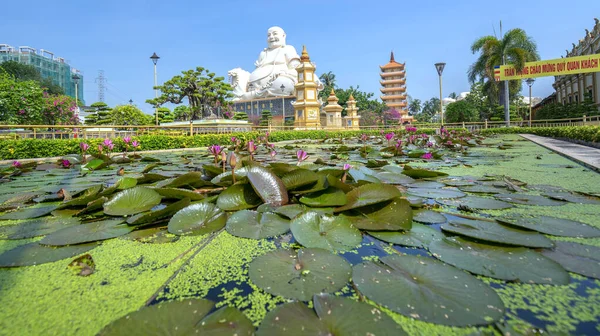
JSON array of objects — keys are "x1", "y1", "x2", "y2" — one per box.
[{"x1": 520, "y1": 134, "x2": 600, "y2": 172}]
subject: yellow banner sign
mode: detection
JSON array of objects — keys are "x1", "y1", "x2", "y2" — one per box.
[{"x1": 495, "y1": 54, "x2": 600, "y2": 81}]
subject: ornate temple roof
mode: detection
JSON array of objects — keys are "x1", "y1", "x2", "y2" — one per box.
[{"x1": 380, "y1": 51, "x2": 405, "y2": 70}]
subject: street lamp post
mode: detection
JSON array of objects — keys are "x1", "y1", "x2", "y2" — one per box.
[
  {"x1": 526, "y1": 78, "x2": 535, "y2": 127},
  {"x1": 129, "y1": 99, "x2": 133, "y2": 105},
  {"x1": 281, "y1": 84, "x2": 286, "y2": 128},
  {"x1": 72, "y1": 74, "x2": 81, "y2": 131},
  {"x1": 150, "y1": 52, "x2": 160, "y2": 125},
  {"x1": 434, "y1": 63, "x2": 446, "y2": 125}
]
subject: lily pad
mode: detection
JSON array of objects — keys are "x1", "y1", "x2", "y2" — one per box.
[
  {"x1": 1, "y1": 216, "x2": 80, "y2": 239},
  {"x1": 281, "y1": 169, "x2": 320, "y2": 190},
  {"x1": 401, "y1": 165, "x2": 448, "y2": 179},
  {"x1": 299, "y1": 187, "x2": 347, "y2": 207},
  {"x1": 247, "y1": 165, "x2": 289, "y2": 206},
  {"x1": 460, "y1": 185, "x2": 506, "y2": 194},
  {"x1": 40, "y1": 219, "x2": 131, "y2": 246},
  {"x1": 340, "y1": 198, "x2": 412, "y2": 231},
  {"x1": 406, "y1": 181, "x2": 446, "y2": 189},
  {"x1": 352, "y1": 254, "x2": 505, "y2": 326},
  {"x1": 440, "y1": 218, "x2": 554, "y2": 248},
  {"x1": 168, "y1": 203, "x2": 226, "y2": 235},
  {"x1": 216, "y1": 183, "x2": 262, "y2": 211},
  {"x1": 58, "y1": 185, "x2": 103, "y2": 208},
  {"x1": 376, "y1": 172, "x2": 415, "y2": 185},
  {"x1": 497, "y1": 215, "x2": 600, "y2": 238},
  {"x1": 293, "y1": 176, "x2": 330, "y2": 195},
  {"x1": 348, "y1": 168, "x2": 381, "y2": 184},
  {"x1": 248, "y1": 248, "x2": 351, "y2": 301},
  {"x1": 154, "y1": 188, "x2": 205, "y2": 201},
  {"x1": 257, "y1": 294, "x2": 406, "y2": 336},
  {"x1": 494, "y1": 193, "x2": 566, "y2": 206},
  {"x1": 407, "y1": 188, "x2": 466, "y2": 199},
  {"x1": 161, "y1": 172, "x2": 203, "y2": 188},
  {"x1": 543, "y1": 191, "x2": 600, "y2": 205},
  {"x1": 540, "y1": 241, "x2": 600, "y2": 279},
  {"x1": 127, "y1": 198, "x2": 191, "y2": 226},
  {"x1": 0, "y1": 242, "x2": 97, "y2": 267},
  {"x1": 98, "y1": 298, "x2": 253, "y2": 336},
  {"x1": 334, "y1": 183, "x2": 402, "y2": 212},
  {"x1": 413, "y1": 209, "x2": 447, "y2": 224},
  {"x1": 75, "y1": 197, "x2": 108, "y2": 217},
  {"x1": 226, "y1": 210, "x2": 290, "y2": 239},
  {"x1": 103, "y1": 187, "x2": 162, "y2": 216},
  {"x1": 429, "y1": 237, "x2": 570, "y2": 284},
  {"x1": 437, "y1": 196, "x2": 513, "y2": 210},
  {"x1": 368, "y1": 223, "x2": 444, "y2": 248},
  {"x1": 274, "y1": 204, "x2": 309, "y2": 219},
  {"x1": 115, "y1": 177, "x2": 137, "y2": 190},
  {"x1": 290, "y1": 211, "x2": 362, "y2": 251},
  {"x1": 0, "y1": 205, "x2": 58, "y2": 220}
]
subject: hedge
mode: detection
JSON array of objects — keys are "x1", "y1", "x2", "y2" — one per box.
[
  {"x1": 478, "y1": 126, "x2": 600, "y2": 143},
  {"x1": 0, "y1": 128, "x2": 438, "y2": 160}
]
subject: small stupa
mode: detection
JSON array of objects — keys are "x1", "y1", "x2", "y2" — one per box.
[
  {"x1": 343, "y1": 94, "x2": 361, "y2": 129},
  {"x1": 323, "y1": 89, "x2": 343, "y2": 129},
  {"x1": 292, "y1": 46, "x2": 321, "y2": 129}
]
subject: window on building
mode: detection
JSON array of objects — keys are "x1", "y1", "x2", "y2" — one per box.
[
  {"x1": 568, "y1": 96, "x2": 572, "y2": 103},
  {"x1": 575, "y1": 95, "x2": 579, "y2": 104}
]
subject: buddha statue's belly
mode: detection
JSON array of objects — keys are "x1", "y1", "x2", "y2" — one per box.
[{"x1": 249, "y1": 63, "x2": 289, "y2": 84}]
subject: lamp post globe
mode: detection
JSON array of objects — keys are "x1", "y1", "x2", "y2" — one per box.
[
  {"x1": 525, "y1": 78, "x2": 535, "y2": 126},
  {"x1": 434, "y1": 63, "x2": 446, "y2": 126},
  {"x1": 150, "y1": 52, "x2": 160, "y2": 125}
]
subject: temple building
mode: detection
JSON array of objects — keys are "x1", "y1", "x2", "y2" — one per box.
[
  {"x1": 344, "y1": 94, "x2": 361, "y2": 129},
  {"x1": 292, "y1": 46, "x2": 321, "y2": 129},
  {"x1": 552, "y1": 18, "x2": 600, "y2": 109},
  {"x1": 323, "y1": 89, "x2": 343, "y2": 128},
  {"x1": 380, "y1": 52, "x2": 412, "y2": 122}
]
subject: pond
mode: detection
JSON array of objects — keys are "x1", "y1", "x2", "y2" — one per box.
[{"x1": 0, "y1": 131, "x2": 599, "y2": 335}]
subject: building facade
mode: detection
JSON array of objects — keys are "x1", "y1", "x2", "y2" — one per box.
[
  {"x1": 0, "y1": 44, "x2": 84, "y2": 104},
  {"x1": 380, "y1": 52, "x2": 412, "y2": 122},
  {"x1": 552, "y1": 19, "x2": 600, "y2": 109}
]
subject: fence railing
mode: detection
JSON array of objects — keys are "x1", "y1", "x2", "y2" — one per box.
[{"x1": 0, "y1": 115, "x2": 598, "y2": 140}]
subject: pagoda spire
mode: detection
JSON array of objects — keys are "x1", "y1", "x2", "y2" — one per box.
[
  {"x1": 301, "y1": 45, "x2": 310, "y2": 62},
  {"x1": 390, "y1": 51, "x2": 395, "y2": 63}
]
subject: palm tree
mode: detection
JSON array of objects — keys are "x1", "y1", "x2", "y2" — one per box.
[
  {"x1": 468, "y1": 27, "x2": 539, "y2": 124},
  {"x1": 319, "y1": 71, "x2": 337, "y2": 88},
  {"x1": 408, "y1": 98, "x2": 422, "y2": 115},
  {"x1": 448, "y1": 92, "x2": 458, "y2": 99}
]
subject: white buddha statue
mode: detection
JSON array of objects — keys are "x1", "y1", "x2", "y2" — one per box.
[{"x1": 228, "y1": 26, "x2": 322, "y2": 101}]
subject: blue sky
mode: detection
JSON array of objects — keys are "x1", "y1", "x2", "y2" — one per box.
[{"x1": 2, "y1": 0, "x2": 599, "y2": 112}]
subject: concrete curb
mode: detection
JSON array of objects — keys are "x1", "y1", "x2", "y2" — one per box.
[{"x1": 520, "y1": 134, "x2": 600, "y2": 173}]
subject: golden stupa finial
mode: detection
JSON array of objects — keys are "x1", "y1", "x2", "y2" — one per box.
[
  {"x1": 390, "y1": 51, "x2": 395, "y2": 63},
  {"x1": 301, "y1": 45, "x2": 310, "y2": 62},
  {"x1": 330, "y1": 88, "x2": 335, "y2": 95},
  {"x1": 348, "y1": 93, "x2": 355, "y2": 101}
]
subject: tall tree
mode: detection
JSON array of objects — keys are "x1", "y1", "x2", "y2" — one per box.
[
  {"x1": 319, "y1": 71, "x2": 337, "y2": 102},
  {"x1": 173, "y1": 105, "x2": 191, "y2": 121},
  {"x1": 419, "y1": 97, "x2": 440, "y2": 123},
  {"x1": 157, "y1": 107, "x2": 174, "y2": 123},
  {"x1": 109, "y1": 105, "x2": 152, "y2": 125},
  {"x1": 41, "y1": 94, "x2": 78, "y2": 125},
  {"x1": 468, "y1": 27, "x2": 540, "y2": 122},
  {"x1": 445, "y1": 100, "x2": 479, "y2": 123},
  {"x1": 84, "y1": 102, "x2": 112, "y2": 125},
  {"x1": 448, "y1": 92, "x2": 458, "y2": 99},
  {"x1": 147, "y1": 67, "x2": 234, "y2": 120},
  {"x1": 408, "y1": 98, "x2": 422, "y2": 115},
  {"x1": 0, "y1": 61, "x2": 63, "y2": 95},
  {"x1": 0, "y1": 72, "x2": 44, "y2": 124}
]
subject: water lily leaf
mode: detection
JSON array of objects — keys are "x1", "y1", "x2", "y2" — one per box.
[
  {"x1": 381, "y1": 165, "x2": 404, "y2": 174},
  {"x1": 202, "y1": 164, "x2": 224, "y2": 178},
  {"x1": 140, "y1": 156, "x2": 161, "y2": 162},
  {"x1": 348, "y1": 168, "x2": 381, "y2": 184},
  {"x1": 98, "y1": 298, "x2": 215, "y2": 336},
  {"x1": 210, "y1": 167, "x2": 250, "y2": 186},
  {"x1": 340, "y1": 198, "x2": 412, "y2": 231},
  {"x1": 406, "y1": 181, "x2": 446, "y2": 189},
  {"x1": 168, "y1": 203, "x2": 226, "y2": 235},
  {"x1": 248, "y1": 248, "x2": 351, "y2": 301},
  {"x1": 429, "y1": 237, "x2": 569, "y2": 284},
  {"x1": 83, "y1": 158, "x2": 107, "y2": 171},
  {"x1": 494, "y1": 193, "x2": 566, "y2": 206},
  {"x1": 0, "y1": 242, "x2": 97, "y2": 267},
  {"x1": 216, "y1": 183, "x2": 262, "y2": 211},
  {"x1": 460, "y1": 185, "x2": 506, "y2": 194},
  {"x1": 274, "y1": 204, "x2": 309, "y2": 219},
  {"x1": 441, "y1": 218, "x2": 554, "y2": 248},
  {"x1": 269, "y1": 162, "x2": 299, "y2": 175},
  {"x1": 293, "y1": 176, "x2": 330, "y2": 195},
  {"x1": 127, "y1": 198, "x2": 191, "y2": 226},
  {"x1": 368, "y1": 223, "x2": 443, "y2": 248},
  {"x1": 40, "y1": 219, "x2": 130, "y2": 246},
  {"x1": 0, "y1": 205, "x2": 58, "y2": 220},
  {"x1": 75, "y1": 197, "x2": 108, "y2": 217},
  {"x1": 154, "y1": 188, "x2": 205, "y2": 201},
  {"x1": 257, "y1": 294, "x2": 406, "y2": 336},
  {"x1": 334, "y1": 183, "x2": 401, "y2": 213},
  {"x1": 401, "y1": 165, "x2": 448, "y2": 179},
  {"x1": 141, "y1": 162, "x2": 167, "y2": 174},
  {"x1": 299, "y1": 187, "x2": 347, "y2": 207},
  {"x1": 407, "y1": 188, "x2": 466, "y2": 199},
  {"x1": 281, "y1": 169, "x2": 320, "y2": 190},
  {"x1": 103, "y1": 187, "x2": 162, "y2": 216},
  {"x1": 543, "y1": 191, "x2": 600, "y2": 205},
  {"x1": 290, "y1": 211, "x2": 362, "y2": 251},
  {"x1": 437, "y1": 196, "x2": 513, "y2": 210},
  {"x1": 2, "y1": 216, "x2": 80, "y2": 239},
  {"x1": 366, "y1": 159, "x2": 388, "y2": 168},
  {"x1": 226, "y1": 210, "x2": 289, "y2": 239},
  {"x1": 193, "y1": 306, "x2": 254, "y2": 335},
  {"x1": 136, "y1": 173, "x2": 169, "y2": 184},
  {"x1": 540, "y1": 241, "x2": 600, "y2": 279},
  {"x1": 497, "y1": 215, "x2": 600, "y2": 238},
  {"x1": 405, "y1": 196, "x2": 424, "y2": 208},
  {"x1": 122, "y1": 227, "x2": 179, "y2": 244},
  {"x1": 442, "y1": 180, "x2": 476, "y2": 187},
  {"x1": 413, "y1": 209, "x2": 446, "y2": 224},
  {"x1": 58, "y1": 185, "x2": 103, "y2": 209},
  {"x1": 247, "y1": 165, "x2": 288, "y2": 206},
  {"x1": 116, "y1": 177, "x2": 137, "y2": 190},
  {"x1": 68, "y1": 253, "x2": 95, "y2": 276},
  {"x1": 376, "y1": 172, "x2": 415, "y2": 185},
  {"x1": 162, "y1": 172, "x2": 203, "y2": 188},
  {"x1": 352, "y1": 254, "x2": 505, "y2": 326}
]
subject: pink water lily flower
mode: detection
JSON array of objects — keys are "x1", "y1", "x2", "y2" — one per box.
[
  {"x1": 231, "y1": 136, "x2": 237, "y2": 144},
  {"x1": 208, "y1": 145, "x2": 222, "y2": 156},
  {"x1": 123, "y1": 136, "x2": 132, "y2": 144},
  {"x1": 421, "y1": 153, "x2": 433, "y2": 160},
  {"x1": 360, "y1": 134, "x2": 368, "y2": 142},
  {"x1": 248, "y1": 141, "x2": 257, "y2": 153},
  {"x1": 270, "y1": 150, "x2": 277, "y2": 158},
  {"x1": 80, "y1": 142, "x2": 89, "y2": 152},
  {"x1": 131, "y1": 141, "x2": 140, "y2": 148},
  {"x1": 384, "y1": 132, "x2": 395, "y2": 141},
  {"x1": 103, "y1": 139, "x2": 114, "y2": 150},
  {"x1": 12, "y1": 161, "x2": 22, "y2": 168},
  {"x1": 98, "y1": 145, "x2": 103, "y2": 154},
  {"x1": 343, "y1": 164, "x2": 352, "y2": 171},
  {"x1": 61, "y1": 159, "x2": 71, "y2": 168},
  {"x1": 296, "y1": 149, "x2": 309, "y2": 163}
]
